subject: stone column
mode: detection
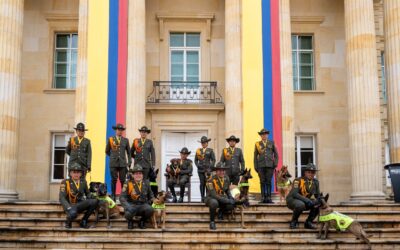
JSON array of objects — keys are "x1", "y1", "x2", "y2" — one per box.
[
  {"x1": 225, "y1": 0, "x2": 242, "y2": 140},
  {"x1": 384, "y1": 0, "x2": 400, "y2": 163},
  {"x1": 126, "y1": 0, "x2": 146, "y2": 139},
  {"x1": 279, "y1": 0, "x2": 295, "y2": 174},
  {"x1": 344, "y1": 0, "x2": 385, "y2": 201},
  {"x1": 74, "y1": 0, "x2": 88, "y2": 124},
  {"x1": 0, "y1": 0, "x2": 24, "y2": 200}
]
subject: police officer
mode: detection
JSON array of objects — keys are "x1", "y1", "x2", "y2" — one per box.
[
  {"x1": 254, "y1": 128, "x2": 279, "y2": 203},
  {"x1": 220, "y1": 135, "x2": 245, "y2": 185},
  {"x1": 66, "y1": 123, "x2": 92, "y2": 178},
  {"x1": 120, "y1": 165, "x2": 155, "y2": 229},
  {"x1": 59, "y1": 163, "x2": 98, "y2": 229},
  {"x1": 194, "y1": 136, "x2": 216, "y2": 202},
  {"x1": 105, "y1": 123, "x2": 132, "y2": 201},
  {"x1": 166, "y1": 147, "x2": 193, "y2": 203},
  {"x1": 131, "y1": 126, "x2": 156, "y2": 180},
  {"x1": 205, "y1": 162, "x2": 236, "y2": 230},
  {"x1": 286, "y1": 163, "x2": 320, "y2": 229}
]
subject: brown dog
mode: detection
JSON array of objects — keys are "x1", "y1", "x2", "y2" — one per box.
[
  {"x1": 317, "y1": 193, "x2": 372, "y2": 249},
  {"x1": 276, "y1": 165, "x2": 292, "y2": 205},
  {"x1": 229, "y1": 168, "x2": 252, "y2": 229},
  {"x1": 92, "y1": 183, "x2": 121, "y2": 229},
  {"x1": 151, "y1": 190, "x2": 171, "y2": 229}
]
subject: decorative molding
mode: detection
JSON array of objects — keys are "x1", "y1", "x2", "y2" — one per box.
[
  {"x1": 146, "y1": 103, "x2": 224, "y2": 111},
  {"x1": 43, "y1": 89, "x2": 76, "y2": 94},
  {"x1": 156, "y1": 12, "x2": 215, "y2": 41},
  {"x1": 44, "y1": 13, "x2": 78, "y2": 22},
  {"x1": 291, "y1": 16, "x2": 325, "y2": 24},
  {"x1": 294, "y1": 90, "x2": 325, "y2": 95}
]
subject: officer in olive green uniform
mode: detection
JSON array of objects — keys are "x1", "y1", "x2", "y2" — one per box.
[
  {"x1": 120, "y1": 165, "x2": 155, "y2": 229},
  {"x1": 205, "y1": 162, "x2": 236, "y2": 230},
  {"x1": 220, "y1": 135, "x2": 245, "y2": 185},
  {"x1": 105, "y1": 123, "x2": 132, "y2": 201},
  {"x1": 59, "y1": 163, "x2": 98, "y2": 229},
  {"x1": 194, "y1": 136, "x2": 216, "y2": 202},
  {"x1": 130, "y1": 126, "x2": 156, "y2": 180},
  {"x1": 66, "y1": 123, "x2": 92, "y2": 177},
  {"x1": 286, "y1": 163, "x2": 320, "y2": 229},
  {"x1": 254, "y1": 128, "x2": 279, "y2": 203},
  {"x1": 166, "y1": 147, "x2": 193, "y2": 203}
]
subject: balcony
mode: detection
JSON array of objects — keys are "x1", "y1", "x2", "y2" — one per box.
[{"x1": 147, "y1": 81, "x2": 223, "y2": 104}]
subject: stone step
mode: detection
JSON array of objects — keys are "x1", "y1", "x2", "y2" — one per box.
[
  {"x1": 1, "y1": 217, "x2": 399, "y2": 229},
  {"x1": 0, "y1": 236, "x2": 397, "y2": 249},
  {"x1": 0, "y1": 227, "x2": 399, "y2": 239}
]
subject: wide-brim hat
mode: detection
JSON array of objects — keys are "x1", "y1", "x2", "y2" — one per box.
[
  {"x1": 68, "y1": 162, "x2": 83, "y2": 172},
  {"x1": 214, "y1": 162, "x2": 229, "y2": 170},
  {"x1": 112, "y1": 123, "x2": 126, "y2": 130},
  {"x1": 138, "y1": 126, "x2": 151, "y2": 133},
  {"x1": 198, "y1": 136, "x2": 211, "y2": 143},
  {"x1": 74, "y1": 122, "x2": 88, "y2": 131},
  {"x1": 226, "y1": 135, "x2": 240, "y2": 143},
  {"x1": 258, "y1": 128, "x2": 270, "y2": 135},
  {"x1": 129, "y1": 165, "x2": 144, "y2": 174},
  {"x1": 179, "y1": 147, "x2": 191, "y2": 155},
  {"x1": 304, "y1": 163, "x2": 319, "y2": 172}
]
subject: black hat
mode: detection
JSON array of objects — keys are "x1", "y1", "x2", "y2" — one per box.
[
  {"x1": 74, "y1": 123, "x2": 88, "y2": 131},
  {"x1": 179, "y1": 147, "x2": 191, "y2": 155},
  {"x1": 258, "y1": 128, "x2": 270, "y2": 135},
  {"x1": 129, "y1": 165, "x2": 144, "y2": 173},
  {"x1": 198, "y1": 136, "x2": 212, "y2": 143},
  {"x1": 214, "y1": 162, "x2": 228, "y2": 170},
  {"x1": 112, "y1": 123, "x2": 126, "y2": 130},
  {"x1": 304, "y1": 163, "x2": 319, "y2": 172},
  {"x1": 68, "y1": 162, "x2": 83, "y2": 172},
  {"x1": 138, "y1": 126, "x2": 151, "y2": 133},
  {"x1": 226, "y1": 135, "x2": 240, "y2": 143}
]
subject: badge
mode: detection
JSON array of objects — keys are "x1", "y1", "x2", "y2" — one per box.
[
  {"x1": 293, "y1": 180, "x2": 299, "y2": 189},
  {"x1": 122, "y1": 184, "x2": 127, "y2": 192}
]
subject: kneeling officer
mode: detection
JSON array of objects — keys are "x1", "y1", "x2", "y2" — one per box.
[
  {"x1": 59, "y1": 162, "x2": 98, "y2": 229},
  {"x1": 120, "y1": 165, "x2": 154, "y2": 229}
]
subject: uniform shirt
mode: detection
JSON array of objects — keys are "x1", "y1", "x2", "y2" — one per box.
[
  {"x1": 105, "y1": 136, "x2": 131, "y2": 168},
  {"x1": 206, "y1": 175, "x2": 233, "y2": 202},
  {"x1": 178, "y1": 159, "x2": 193, "y2": 176},
  {"x1": 220, "y1": 147, "x2": 245, "y2": 177},
  {"x1": 130, "y1": 138, "x2": 156, "y2": 168},
  {"x1": 120, "y1": 179, "x2": 154, "y2": 206},
  {"x1": 59, "y1": 178, "x2": 91, "y2": 210},
  {"x1": 194, "y1": 147, "x2": 216, "y2": 173},
  {"x1": 286, "y1": 177, "x2": 320, "y2": 203},
  {"x1": 253, "y1": 139, "x2": 279, "y2": 169},
  {"x1": 66, "y1": 136, "x2": 92, "y2": 170}
]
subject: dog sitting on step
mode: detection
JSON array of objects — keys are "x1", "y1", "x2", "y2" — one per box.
[
  {"x1": 228, "y1": 168, "x2": 252, "y2": 229},
  {"x1": 151, "y1": 190, "x2": 171, "y2": 229},
  {"x1": 91, "y1": 183, "x2": 121, "y2": 229},
  {"x1": 276, "y1": 165, "x2": 292, "y2": 205},
  {"x1": 317, "y1": 193, "x2": 372, "y2": 249}
]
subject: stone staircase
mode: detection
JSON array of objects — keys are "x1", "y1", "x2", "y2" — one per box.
[{"x1": 0, "y1": 201, "x2": 399, "y2": 249}]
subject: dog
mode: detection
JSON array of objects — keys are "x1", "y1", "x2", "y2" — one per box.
[
  {"x1": 151, "y1": 190, "x2": 171, "y2": 229},
  {"x1": 92, "y1": 183, "x2": 121, "y2": 229},
  {"x1": 276, "y1": 165, "x2": 292, "y2": 204},
  {"x1": 89, "y1": 181, "x2": 102, "y2": 198},
  {"x1": 229, "y1": 168, "x2": 252, "y2": 229},
  {"x1": 148, "y1": 168, "x2": 159, "y2": 197},
  {"x1": 317, "y1": 193, "x2": 372, "y2": 249}
]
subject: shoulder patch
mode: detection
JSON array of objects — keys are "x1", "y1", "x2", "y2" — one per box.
[
  {"x1": 293, "y1": 180, "x2": 299, "y2": 188},
  {"x1": 60, "y1": 182, "x2": 66, "y2": 192},
  {"x1": 206, "y1": 182, "x2": 214, "y2": 190},
  {"x1": 122, "y1": 183, "x2": 128, "y2": 192}
]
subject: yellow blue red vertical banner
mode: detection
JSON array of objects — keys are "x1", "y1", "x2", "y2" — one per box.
[
  {"x1": 86, "y1": 0, "x2": 128, "y2": 193},
  {"x1": 243, "y1": 0, "x2": 282, "y2": 193}
]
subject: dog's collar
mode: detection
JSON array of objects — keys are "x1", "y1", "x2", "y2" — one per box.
[
  {"x1": 238, "y1": 182, "x2": 249, "y2": 188},
  {"x1": 152, "y1": 203, "x2": 165, "y2": 209},
  {"x1": 150, "y1": 182, "x2": 158, "y2": 186}
]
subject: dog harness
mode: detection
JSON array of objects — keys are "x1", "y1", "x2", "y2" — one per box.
[
  {"x1": 277, "y1": 179, "x2": 291, "y2": 188},
  {"x1": 319, "y1": 211, "x2": 354, "y2": 231},
  {"x1": 238, "y1": 182, "x2": 249, "y2": 188},
  {"x1": 152, "y1": 203, "x2": 166, "y2": 209},
  {"x1": 97, "y1": 196, "x2": 116, "y2": 209},
  {"x1": 150, "y1": 182, "x2": 158, "y2": 187}
]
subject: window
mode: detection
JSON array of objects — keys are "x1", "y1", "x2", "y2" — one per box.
[
  {"x1": 53, "y1": 33, "x2": 78, "y2": 89},
  {"x1": 381, "y1": 51, "x2": 387, "y2": 103},
  {"x1": 292, "y1": 35, "x2": 314, "y2": 90},
  {"x1": 51, "y1": 133, "x2": 71, "y2": 181},
  {"x1": 295, "y1": 135, "x2": 316, "y2": 177},
  {"x1": 169, "y1": 32, "x2": 200, "y2": 87}
]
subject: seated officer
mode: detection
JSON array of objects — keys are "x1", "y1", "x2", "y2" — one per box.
[
  {"x1": 166, "y1": 147, "x2": 193, "y2": 203},
  {"x1": 205, "y1": 162, "x2": 236, "y2": 230},
  {"x1": 120, "y1": 165, "x2": 154, "y2": 229},
  {"x1": 59, "y1": 163, "x2": 98, "y2": 229},
  {"x1": 286, "y1": 163, "x2": 320, "y2": 229}
]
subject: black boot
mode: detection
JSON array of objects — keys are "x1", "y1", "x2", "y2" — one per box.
[
  {"x1": 259, "y1": 183, "x2": 265, "y2": 203},
  {"x1": 266, "y1": 184, "x2": 274, "y2": 204},
  {"x1": 200, "y1": 183, "x2": 205, "y2": 203},
  {"x1": 178, "y1": 197, "x2": 184, "y2": 203},
  {"x1": 139, "y1": 219, "x2": 146, "y2": 229},
  {"x1": 80, "y1": 219, "x2": 89, "y2": 229},
  {"x1": 304, "y1": 220, "x2": 317, "y2": 229},
  {"x1": 169, "y1": 187, "x2": 177, "y2": 203},
  {"x1": 217, "y1": 209, "x2": 224, "y2": 220},
  {"x1": 209, "y1": 221, "x2": 216, "y2": 230},
  {"x1": 64, "y1": 219, "x2": 72, "y2": 229},
  {"x1": 178, "y1": 186, "x2": 185, "y2": 203},
  {"x1": 128, "y1": 220, "x2": 134, "y2": 229},
  {"x1": 289, "y1": 210, "x2": 302, "y2": 229},
  {"x1": 111, "y1": 181, "x2": 117, "y2": 202}
]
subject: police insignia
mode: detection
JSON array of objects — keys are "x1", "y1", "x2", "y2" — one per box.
[
  {"x1": 60, "y1": 183, "x2": 65, "y2": 192},
  {"x1": 122, "y1": 184, "x2": 127, "y2": 192},
  {"x1": 207, "y1": 182, "x2": 214, "y2": 190},
  {"x1": 293, "y1": 180, "x2": 299, "y2": 188}
]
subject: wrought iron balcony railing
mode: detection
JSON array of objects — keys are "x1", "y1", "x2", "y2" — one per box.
[{"x1": 147, "y1": 81, "x2": 223, "y2": 104}]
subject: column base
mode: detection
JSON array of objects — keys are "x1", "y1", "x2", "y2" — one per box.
[
  {"x1": 0, "y1": 191, "x2": 19, "y2": 201},
  {"x1": 341, "y1": 191, "x2": 387, "y2": 205}
]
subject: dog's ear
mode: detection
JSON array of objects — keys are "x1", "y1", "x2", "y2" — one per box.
[{"x1": 324, "y1": 193, "x2": 329, "y2": 202}]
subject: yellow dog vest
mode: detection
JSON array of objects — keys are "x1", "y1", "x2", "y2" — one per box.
[{"x1": 319, "y1": 211, "x2": 354, "y2": 231}]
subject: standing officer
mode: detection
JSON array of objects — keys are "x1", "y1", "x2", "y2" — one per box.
[
  {"x1": 205, "y1": 162, "x2": 236, "y2": 230},
  {"x1": 220, "y1": 135, "x2": 245, "y2": 185},
  {"x1": 286, "y1": 163, "x2": 320, "y2": 229},
  {"x1": 194, "y1": 136, "x2": 216, "y2": 202},
  {"x1": 66, "y1": 122, "x2": 92, "y2": 178},
  {"x1": 131, "y1": 126, "x2": 156, "y2": 179},
  {"x1": 105, "y1": 123, "x2": 132, "y2": 201},
  {"x1": 120, "y1": 165, "x2": 154, "y2": 229},
  {"x1": 254, "y1": 128, "x2": 279, "y2": 203},
  {"x1": 59, "y1": 162, "x2": 98, "y2": 229},
  {"x1": 166, "y1": 147, "x2": 193, "y2": 203}
]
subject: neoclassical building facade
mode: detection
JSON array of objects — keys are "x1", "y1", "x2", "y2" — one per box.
[{"x1": 0, "y1": 0, "x2": 399, "y2": 204}]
